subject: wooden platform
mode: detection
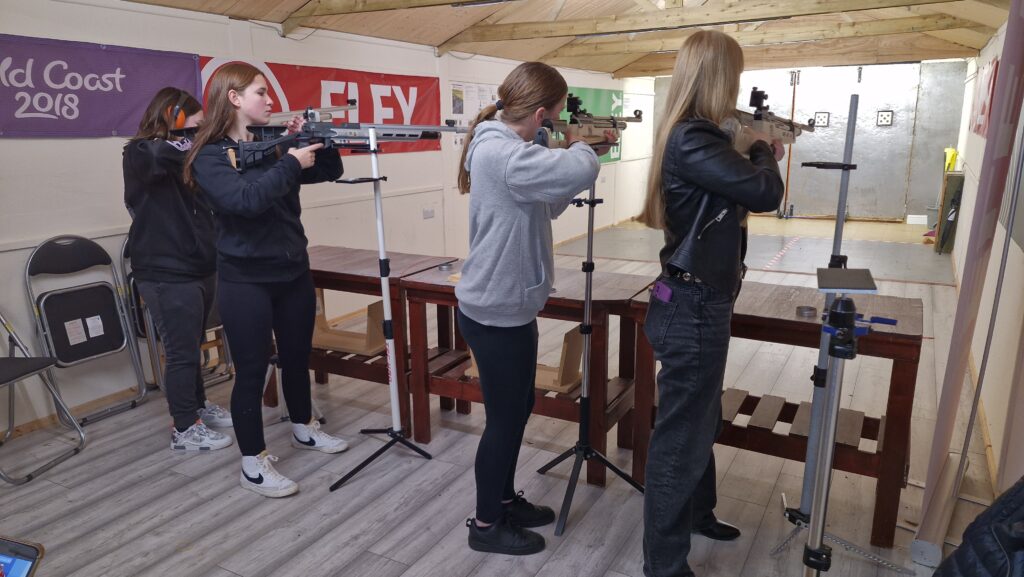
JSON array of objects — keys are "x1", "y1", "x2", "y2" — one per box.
[{"x1": 0, "y1": 253, "x2": 991, "y2": 577}]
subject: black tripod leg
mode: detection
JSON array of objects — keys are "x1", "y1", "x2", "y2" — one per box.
[
  {"x1": 554, "y1": 454, "x2": 585, "y2": 536},
  {"x1": 591, "y1": 452, "x2": 644, "y2": 494},
  {"x1": 395, "y1": 435, "x2": 432, "y2": 460},
  {"x1": 537, "y1": 446, "x2": 576, "y2": 475},
  {"x1": 360, "y1": 428, "x2": 391, "y2": 435},
  {"x1": 329, "y1": 438, "x2": 398, "y2": 491}
]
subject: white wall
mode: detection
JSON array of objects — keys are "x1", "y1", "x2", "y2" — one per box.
[
  {"x1": 950, "y1": 22, "x2": 1024, "y2": 493},
  {"x1": 0, "y1": 0, "x2": 652, "y2": 428}
]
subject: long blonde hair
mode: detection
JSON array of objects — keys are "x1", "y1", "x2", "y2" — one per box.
[
  {"x1": 183, "y1": 62, "x2": 263, "y2": 189},
  {"x1": 457, "y1": 62, "x2": 568, "y2": 194},
  {"x1": 637, "y1": 30, "x2": 744, "y2": 229}
]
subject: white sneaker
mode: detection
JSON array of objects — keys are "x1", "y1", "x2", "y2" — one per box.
[
  {"x1": 240, "y1": 452, "x2": 298, "y2": 498},
  {"x1": 198, "y1": 401, "x2": 233, "y2": 428},
  {"x1": 291, "y1": 420, "x2": 349, "y2": 454},
  {"x1": 171, "y1": 422, "x2": 233, "y2": 451}
]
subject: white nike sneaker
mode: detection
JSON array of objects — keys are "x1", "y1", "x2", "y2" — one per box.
[
  {"x1": 197, "y1": 401, "x2": 233, "y2": 428},
  {"x1": 290, "y1": 420, "x2": 349, "y2": 454},
  {"x1": 239, "y1": 452, "x2": 298, "y2": 498},
  {"x1": 171, "y1": 422, "x2": 233, "y2": 451}
]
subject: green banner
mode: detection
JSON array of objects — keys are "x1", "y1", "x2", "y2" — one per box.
[{"x1": 563, "y1": 86, "x2": 624, "y2": 164}]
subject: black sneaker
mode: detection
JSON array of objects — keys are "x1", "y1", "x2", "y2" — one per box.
[
  {"x1": 466, "y1": 516, "x2": 545, "y2": 555},
  {"x1": 504, "y1": 491, "x2": 556, "y2": 528}
]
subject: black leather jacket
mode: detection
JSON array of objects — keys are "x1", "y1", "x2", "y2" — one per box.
[{"x1": 659, "y1": 119, "x2": 784, "y2": 297}]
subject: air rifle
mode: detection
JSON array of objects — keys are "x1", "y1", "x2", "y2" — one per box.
[
  {"x1": 735, "y1": 87, "x2": 815, "y2": 146},
  {"x1": 540, "y1": 93, "x2": 642, "y2": 149}
]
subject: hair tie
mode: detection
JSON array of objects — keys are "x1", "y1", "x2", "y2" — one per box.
[{"x1": 494, "y1": 100, "x2": 504, "y2": 111}]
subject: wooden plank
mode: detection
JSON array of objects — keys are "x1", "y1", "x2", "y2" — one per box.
[
  {"x1": 748, "y1": 395, "x2": 786, "y2": 430},
  {"x1": 547, "y1": 14, "x2": 976, "y2": 57},
  {"x1": 305, "y1": 0, "x2": 525, "y2": 15},
  {"x1": 721, "y1": 387, "x2": 748, "y2": 423},
  {"x1": 613, "y1": 32, "x2": 977, "y2": 77},
  {"x1": 837, "y1": 408, "x2": 866, "y2": 447},
  {"x1": 790, "y1": 401, "x2": 814, "y2": 437},
  {"x1": 443, "y1": 0, "x2": 961, "y2": 44}
]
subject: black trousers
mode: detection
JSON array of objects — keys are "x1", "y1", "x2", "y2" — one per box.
[
  {"x1": 218, "y1": 271, "x2": 315, "y2": 456},
  {"x1": 457, "y1": 310, "x2": 538, "y2": 524},
  {"x1": 642, "y1": 277, "x2": 734, "y2": 577},
  {"x1": 136, "y1": 275, "x2": 215, "y2": 431}
]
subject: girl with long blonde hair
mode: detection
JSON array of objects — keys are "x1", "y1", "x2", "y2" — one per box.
[{"x1": 638, "y1": 31, "x2": 784, "y2": 577}]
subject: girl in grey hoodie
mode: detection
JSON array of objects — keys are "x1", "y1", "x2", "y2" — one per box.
[{"x1": 455, "y1": 62, "x2": 612, "y2": 555}]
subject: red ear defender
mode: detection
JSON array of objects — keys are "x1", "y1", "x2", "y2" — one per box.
[
  {"x1": 167, "y1": 90, "x2": 189, "y2": 130},
  {"x1": 166, "y1": 106, "x2": 186, "y2": 130}
]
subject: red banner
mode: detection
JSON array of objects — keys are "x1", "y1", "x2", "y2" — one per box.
[{"x1": 199, "y1": 57, "x2": 440, "y2": 153}]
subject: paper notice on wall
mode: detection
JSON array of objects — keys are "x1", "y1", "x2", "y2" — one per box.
[
  {"x1": 65, "y1": 318, "x2": 87, "y2": 346},
  {"x1": 449, "y1": 81, "x2": 499, "y2": 127},
  {"x1": 86, "y1": 315, "x2": 105, "y2": 338}
]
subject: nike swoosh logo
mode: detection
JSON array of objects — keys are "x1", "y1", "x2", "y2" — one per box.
[
  {"x1": 294, "y1": 435, "x2": 316, "y2": 447},
  {"x1": 243, "y1": 471, "x2": 264, "y2": 484}
]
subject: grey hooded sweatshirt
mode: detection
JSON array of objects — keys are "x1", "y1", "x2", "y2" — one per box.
[{"x1": 456, "y1": 119, "x2": 601, "y2": 327}]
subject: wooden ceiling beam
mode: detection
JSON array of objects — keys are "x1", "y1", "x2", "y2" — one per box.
[
  {"x1": 612, "y1": 32, "x2": 977, "y2": 77},
  {"x1": 292, "y1": 0, "x2": 521, "y2": 16},
  {"x1": 441, "y1": 0, "x2": 962, "y2": 45},
  {"x1": 434, "y1": 0, "x2": 542, "y2": 55},
  {"x1": 547, "y1": 14, "x2": 980, "y2": 58}
]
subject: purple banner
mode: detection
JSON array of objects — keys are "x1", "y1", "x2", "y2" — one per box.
[{"x1": 0, "y1": 34, "x2": 201, "y2": 138}]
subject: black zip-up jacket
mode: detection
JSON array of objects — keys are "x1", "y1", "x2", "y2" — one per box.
[
  {"x1": 123, "y1": 138, "x2": 217, "y2": 282},
  {"x1": 192, "y1": 138, "x2": 343, "y2": 283},
  {"x1": 659, "y1": 119, "x2": 784, "y2": 297}
]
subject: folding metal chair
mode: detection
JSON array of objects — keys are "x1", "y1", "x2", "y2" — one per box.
[
  {"x1": 0, "y1": 308, "x2": 86, "y2": 485},
  {"x1": 121, "y1": 238, "x2": 233, "y2": 392},
  {"x1": 120, "y1": 237, "x2": 162, "y2": 390},
  {"x1": 25, "y1": 235, "x2": 148, "y2": 426}
]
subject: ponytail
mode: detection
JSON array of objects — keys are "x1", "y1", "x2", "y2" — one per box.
[
  {"x1": 457, "y1": 62, "x2": 568, "y2": 195},
  {"x1": 457, "y1": 104, "x2": 499, "y2": 194}
]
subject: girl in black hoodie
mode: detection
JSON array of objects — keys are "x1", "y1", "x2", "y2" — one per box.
[
  {"x1": 184, "y1": 63, "x2": 347, "y2": 498},
  {"x1": 124, "y1": 87, "x2": 233, "y2": 452}
]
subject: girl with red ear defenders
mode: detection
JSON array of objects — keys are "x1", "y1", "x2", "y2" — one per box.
[{"x1": 123, "y1": 87, "x2": 236, "y2": 453}]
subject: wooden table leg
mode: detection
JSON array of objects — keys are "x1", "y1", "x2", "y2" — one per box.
[
  {"x1": 632, "y1": 317, "x2": 655, "y2": 484},
  {"x1": 587, "y1": 311, "x2": 609, "y2": 487},
  {"x1": 617, "y1": 318, "x2": 636, "y2": 449},
  {"x1": 453, "y1": 307, "x2": 472, "y2": 415},
  {"x1": 409, "y1": 299, "x2": 433, "y2": 444},
  {"x1": 871, "y1": 358, "x2": 918, "y2": 548},
  {"x1": 314, "y1": 370, "x2": 328, "y2": 385},
  {"x1": 391, "y1": 288, "x2": 412, "y2": 436},
  {"x1": 437, "y1": 304, "x2": 455, "y2": 412}
]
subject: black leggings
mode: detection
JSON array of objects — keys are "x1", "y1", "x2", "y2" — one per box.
[
  {"x1": 218, "y1": 271, "x2": 315, "y2": 456},
  {"x1": 457, "y1": 310, "x2": 537, "y2": 524}
]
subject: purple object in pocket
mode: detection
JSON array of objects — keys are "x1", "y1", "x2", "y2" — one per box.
[{"x1": 652, "y1": 280, "x2": 673, "y2": 303}]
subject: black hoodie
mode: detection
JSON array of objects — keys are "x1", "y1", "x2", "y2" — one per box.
[
  {"x1": 191, "y1": 138, "x2": 343, "y2": 283},
  {"x1": 123, "y1": 138, "x2": 217, "y2": 282}
]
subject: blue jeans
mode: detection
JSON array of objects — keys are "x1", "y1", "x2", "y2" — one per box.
[{"x1": 642, "y1": 276, "x2": 733, "y2": 577}]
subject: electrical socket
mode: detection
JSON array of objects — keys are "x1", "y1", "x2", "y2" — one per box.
[{"x1": 877, "y1": 110, "x2": 894, "y2": 126}]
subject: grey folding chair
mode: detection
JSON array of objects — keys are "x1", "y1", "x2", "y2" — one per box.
[
  {"x1": 25, "y1": 235, "x2": 148, "y2": 426},
  {"x1": 120, "y1": 237, "x2": 162, "y2": 391},
  {"x1": 120, "y1": 237, "x2": 234, "y2": 392},
  {"x1": 0, "y1": 308, "x2": 86, "y2": 485}
]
